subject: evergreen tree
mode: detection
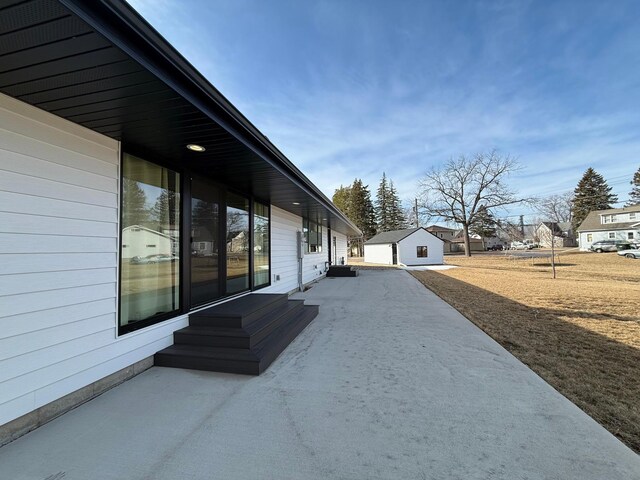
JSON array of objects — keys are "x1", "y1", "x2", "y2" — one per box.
[
  {"x1": 122, "y1": 178, "x2": 149, "y2": 227},
  {"x1": 571, "y1": 168, "x2": 618, "y2": 232},
  {"x1": 626, "y1": 166, "x2": 640, "y2": 206},
  {"x1": 152, "y1": 189, "x2": 180, "y2": 227},
  {"x1": 375, "y1": 172, "x2": 391, "y2": 232},
  {"x1": 332, "y1": 181, "x2": 376, "y2": 239},
  {"x1": 332, "y1": 185, "x2": 353, "y2": 218},
  {"x1": 350, "y1": 179, "x2": 377, "y2": 239},
  {"x1": 470, "y1": 205, "x2": 497, "y2": 249},
  {"x1": 388, "y1": 180, "x2": 407, "y2": 230}
]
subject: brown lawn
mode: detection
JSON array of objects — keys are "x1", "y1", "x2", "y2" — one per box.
[{"x1": 409, "y1": 251, "x2": 640, "y2": 453}]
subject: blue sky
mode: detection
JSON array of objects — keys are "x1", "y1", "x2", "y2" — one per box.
[{"x1": 129, "y1": 0, "x2": 639, "y2": 219}]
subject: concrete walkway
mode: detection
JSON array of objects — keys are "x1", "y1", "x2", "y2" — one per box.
[{"x1": 0, "y1": 270, "x2": 638, "y2": 479}]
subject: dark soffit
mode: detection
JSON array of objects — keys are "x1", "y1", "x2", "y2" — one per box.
[{"x1": 0, "y1": 0, "x2": 361, "y2": 236}]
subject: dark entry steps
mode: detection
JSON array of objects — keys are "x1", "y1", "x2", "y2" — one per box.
[
  {"x1": 327, "y1": 265, "x2": 359, "y2": 277},
  {"x1": 154, "y1": 294, "x2": 317, "y2": 375}
]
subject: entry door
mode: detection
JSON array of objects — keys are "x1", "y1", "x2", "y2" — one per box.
[
  {"x1": 392, "y1": 243, "x2": 398, "y2": 265},
  {"x1": 190, "y1": 177, "x2": 220, "y2": 306}
]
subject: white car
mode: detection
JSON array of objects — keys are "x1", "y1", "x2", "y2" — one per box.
[
  {"x1": 617, "y1": 248, "x2": 640, "y2": 259},
  {"x1": 510, "y1": 241, "x2": 532, "y2": 250}
]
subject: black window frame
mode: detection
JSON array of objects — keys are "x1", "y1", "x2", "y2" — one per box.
[
  {"x1": 303, "y1": 216, "x2": 323, "y2": 253},
  {"x1": 117, "y1": 147, "x2": 272, "y2": 336},
  {"x1": 416, "y1": 246, "x2": 429, "y2": 258}
]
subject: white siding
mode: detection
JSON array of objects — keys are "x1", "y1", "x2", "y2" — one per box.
[
  {"x1": 398, "y1": 229, "x2": 444, "y2": 265},
  {"x1": 333, "y1": 231, "x2": 348, "y2": 265},
  {"x1": 260, "y1": 206, "x2": 329, "y2": 294},
  {"x1": 579, "y1": 229, "x2": 640, "y2": 251},
  {"x1": 364, "y1": 244, "x2": 393, "y2": 265},
  {"x1": 0, "y1": 93, "x2": 188, "y2": 426}
]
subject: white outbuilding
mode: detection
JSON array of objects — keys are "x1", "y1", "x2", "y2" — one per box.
[{"x1": 364, "y1": 228, "x2": 444, "y2": 266}]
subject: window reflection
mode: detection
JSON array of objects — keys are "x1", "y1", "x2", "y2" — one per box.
[
  {"x1": 191, "y1": 179, "x2": 219, "y2": 306},
  {"x1": 226, "y1": 193, "x2": 250, "y2": 293},
  {"x1": 120, "y1": 154, "x2": 180, "y2": 327},
  {"x1": 254, "y1": 202, "x2": 270, "y2": 287}
]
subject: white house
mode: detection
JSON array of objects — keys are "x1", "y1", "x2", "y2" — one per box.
[
  {"x1": 121, "y1": 225, "x2": 174, "y2": 259},
  {"x1": 364, "y1": 228, "x2": 444, "y2": 265},
  {"x1": 576, "y1": 206, "x2": 640, "y2": 250},
  {"x1": 534, "y1": 222, "x2": 577, "y2": 248},
  {"x1": 0, "y1": 0, "x2": 359, "y2": 445}
]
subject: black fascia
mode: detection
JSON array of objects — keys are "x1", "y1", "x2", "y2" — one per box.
[{"x1": 58, "y1": 0, "x2": 361, "y2": 237}]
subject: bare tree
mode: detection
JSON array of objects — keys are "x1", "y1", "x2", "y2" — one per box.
[
  {"x1": 419, "y1": 150, "x2": 522, "y2": 256},
  {"x1": 535, "y1": 193, "x2": 572, "y2": 224}
]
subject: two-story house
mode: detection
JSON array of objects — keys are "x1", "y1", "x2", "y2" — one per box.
[{"x1": 576, "y1": 206, "x2": 640, "y2": 250}]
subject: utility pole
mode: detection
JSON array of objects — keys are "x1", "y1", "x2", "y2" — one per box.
[
  {"x1": 519, "y1": 215, "x2": 525, "y2": 238},
  {"x1": 414, "y1": 198, "x2": 419, "y2": 228}
]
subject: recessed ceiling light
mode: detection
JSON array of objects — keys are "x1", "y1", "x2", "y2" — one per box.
[
  {"x1": 187, "y1": 144, "x2": 205, "y2": 152},
  {"x1": 292, "y1": 202, "x2": 300, "y2": 205}
]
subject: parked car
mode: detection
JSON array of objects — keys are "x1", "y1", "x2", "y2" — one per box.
[
  {"x1": 618, "y1": 248, "x2": 640, "y2": 259},
  {"x1": 589, "y1": 240, "x2": 631, "y2": 253},
  {"x1": 487, "y1": 245, "x2": 504, "y2": 251},
  {"x1": 131, "y1": 254, "x2": 178, "y2": 264},
  {"x1": 510, "y1": 241, "x2": 532, "y2": 250}
]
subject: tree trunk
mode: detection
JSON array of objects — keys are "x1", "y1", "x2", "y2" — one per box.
[{"x1": 463, "y1": 224, "x2": 472, "y2": 257}]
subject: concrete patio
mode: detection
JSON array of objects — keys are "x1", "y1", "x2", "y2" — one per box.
[{"x1": 0, "y1": 270, "x2": 638, "y2": 479}]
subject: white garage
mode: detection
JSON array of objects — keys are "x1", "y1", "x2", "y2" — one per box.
[{"x1": 364, "y1": 228, "x2": 444, "y2": 266}]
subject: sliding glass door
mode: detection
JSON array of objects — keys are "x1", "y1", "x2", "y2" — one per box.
[
  {"x1": 226, "y1": 193, "x2": 250, "y2": 294},
  {"x1": 190, "y1": 178, "x2": 220, "y2": 306}
]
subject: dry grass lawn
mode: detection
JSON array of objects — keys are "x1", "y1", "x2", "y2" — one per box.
[{"x1": 410, "y1": 251, "x2": 640, "y2": 453}]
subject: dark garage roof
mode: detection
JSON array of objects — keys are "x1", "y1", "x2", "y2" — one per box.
[
  {"x1": 365, "y1": 228, "x2": 422, "y2": 245},
  {"x1": 0, "y1": 0, "x2": 361, "y2": 236}
]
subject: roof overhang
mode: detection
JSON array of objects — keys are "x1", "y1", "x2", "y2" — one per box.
[{"x1": 0, "y1": 0, "x2": 361, "y2": 236}]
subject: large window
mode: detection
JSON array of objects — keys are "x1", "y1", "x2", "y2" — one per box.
[
  {"x1": 303, "y1": 217, "x2": 322, "y2": 253},
  {"x1": 417, "y1": 246, "x2": 429, "y2": 257},
  {"x1": 254, "y1": 202, "x2": 270, "y2": 287},
  {"x1": 191, "y1": 179, "x2": 219, "y2": 306},
  {"x1": 226, "y1": 193, "x2": 250, "y2": 294},
  {"x1": 120, "y1": 154, "x2": 180, "y2": 330}
]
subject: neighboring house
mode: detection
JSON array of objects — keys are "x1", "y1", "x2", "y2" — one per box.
[
  {"x1": 364, "y1": 228, "x2": 444, "y2": 265},
  {"x1": 425, "y1": 225, "x2": 457, "y2": 241},
  {"x1": 0, "y1": 1, "x2": 360, "y2": 440},
  {"x1": 121, "y1": 225, "x2": 174, "y2": 259},
  {"x1": 450, "y1": 234, "x2": 484, "y2": 252},
  {"x1": 426, "y1": 225, "x2": 456, "y2": 253},
  {"x1": 576, "y1": 206, "x2": 640, "y2": 250},
  {"x1": 535, "y1": 222, "x2": 577, "y2": 248}
]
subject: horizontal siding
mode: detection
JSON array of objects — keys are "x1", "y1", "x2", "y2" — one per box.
[
  {"x1": 334, "y1": 231, "x2": 348, "y2": 265},
  {"x1": 0, "y1": 92, "x2": 191, "y2": 427},
  {"x1": 262, "y1": 206, "x2": 300, "y2": 293},
  {"x1": 260, "y1": 206, "x2": 329, "y2": 294},
  {"x1": 0, "y1": 234, "x2": 117, "y2": 254},
  {"x1": 0, "y1": 191, "x2": 117, "y2": 223},
  {"x1": 0, "y1": 253, "x2": 117, "y2": 275}
]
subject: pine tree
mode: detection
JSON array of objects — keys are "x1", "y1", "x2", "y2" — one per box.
[
  {"x1": 350, "y1": 179, "x2": 377, "y2": 239},
  {"x1": 152, "y1": 190, "x2": 180, "y2": 227},
  {"x1": 388, "y1": 180, "x2": 406, "y2": 230},
  {"x1": 333, "y1": 181, "x2": 376, "y2": 239},
  {"x1": 122, "y1": 178, "x2": 149, "y2": 227},
  {"x1": 626, "y1": 166, "x2": 640, "y2": 206},
  {"x1": 571, "y1": 168, "x2": 618, "y2": 232},
  {"x1": 470, "y1": 206, "x2": 497, "y2": 249},
  {"x1": 332, "y1": 185, "x2": 353, "y2": 218},
  {"x1": 375, "y1": 173, "x2": 391, "y2": 232}
]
